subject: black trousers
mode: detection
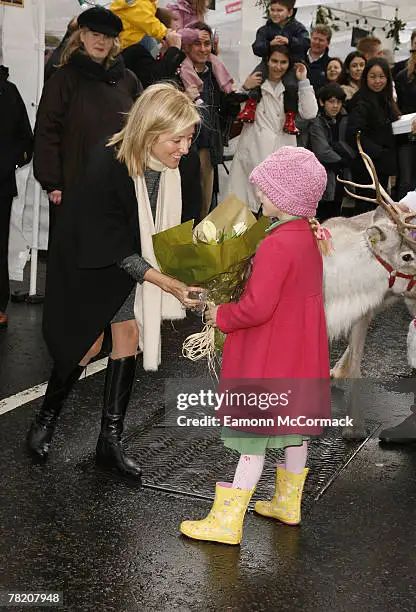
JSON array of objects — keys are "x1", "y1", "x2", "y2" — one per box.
[
  {"x1": 397, "y1": 142, "x2": 416, "y2": 201},
  {"x1": 0, "y1": 196, "x2": 13, "y2": 311}
]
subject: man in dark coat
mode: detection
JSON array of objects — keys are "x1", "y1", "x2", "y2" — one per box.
[
  {"x1": 181, "y1": 22, "x2": 240, "y2": 218},
  {"x1": 304, "y1": 25, "x2": 332, "y2": 93},
  {"x1": 0, "y1": 66, "x2": 33, "y2": 328}
]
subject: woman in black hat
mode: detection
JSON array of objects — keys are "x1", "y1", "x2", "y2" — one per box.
[{"x1": 33, "y1": 6, "x2": 142, "y2": 238}]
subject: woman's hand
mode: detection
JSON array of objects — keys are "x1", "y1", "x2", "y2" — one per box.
[
  {"x1": 143, "y1": 269, "x2": 204, "y2": 308},
  {"x1": 294, "y1": 62, "x2": 308, "y2": 81},
  {"x1": 48, "y1": 190, "x2": 62, "y2": 205},
  {"x1": 243, "y1": 71, "x2": 263, "y2": 90},
  {"x1": 411, "y1": 117, "x2": 416, "y2": 134},
  {"x1": 166, "y1": 279, "x2": 205, "y2": 308},
  {"x1": 205, "y1": 303, "x2": 219, "y2": 327}
]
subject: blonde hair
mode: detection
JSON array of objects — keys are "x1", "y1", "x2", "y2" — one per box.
[
  {"x1": 191, "y1": 0, "x2": 209, "y2": 18},
  {"x1": 59, "y1": 27, "x2": 120, "y2": 69},
  {"x1": 308, "y1": 218, "x2": 333, "y2": 256},
  {"x1": 108, "y1": 83, "x2": 201, "y2": 177}
]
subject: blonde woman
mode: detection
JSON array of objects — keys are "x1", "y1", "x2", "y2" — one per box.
[
  {"x1": 34, "y1": 6, "x2": 141, "y2": 236},
  {"x1": 27, "y1": 83, "x2": 202, "y2": 482}
]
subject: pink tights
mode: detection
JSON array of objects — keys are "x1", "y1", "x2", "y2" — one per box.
[{"x1": 232, "y1": 441, "x2": 308, "y2": 490}]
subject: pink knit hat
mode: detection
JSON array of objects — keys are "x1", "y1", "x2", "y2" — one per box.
[{"x1": 249, "y1": 146, "x2": 327, "y2": 217}]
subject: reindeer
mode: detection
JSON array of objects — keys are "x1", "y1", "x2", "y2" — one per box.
[{"x1": 321, "y1": 136, "x2": 416, "y2": 438}]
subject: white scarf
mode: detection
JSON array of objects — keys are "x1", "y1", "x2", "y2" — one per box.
[{"x1": 133, "y1": 156, "x2": 185, "y2": 371}]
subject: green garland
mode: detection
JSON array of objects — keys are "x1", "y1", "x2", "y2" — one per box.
[{"x1": 314, "y1": 5, "x2": 406, "y2": 51}]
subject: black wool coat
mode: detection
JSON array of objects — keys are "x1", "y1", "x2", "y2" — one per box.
[
  {"x1": 43, "y1": 143, "x2": 199, "y2": 378},
  {"x1": 182, "y1": 62, "x2": 240, "y2": 167},
  {"x1": 395, "y1": 68, "x2": 416, "y2": 115},
  {"x1": 304, "y1": 49, "x2": 331, "y2": 93},
  {"x1": 0, "y1": 66, "x2": 33, "y2": 198},
  {"x1": 43, "y1": 144, "x2": 139, "y2": 379},
  {"x1": 346, "y1": 89, "x2": 399, "y2": 183},
  {"x1": 34, "y1": 52, "x2": 141, "y2": 193}
]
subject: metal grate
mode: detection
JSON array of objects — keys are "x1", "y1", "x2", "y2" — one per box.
[{"x1": 120, "y1": 415, "x2": 379, "y2": 511}]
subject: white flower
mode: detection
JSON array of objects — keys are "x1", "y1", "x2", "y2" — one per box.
[
  {"x1": 199, "y1": 220, "x2": 218, "y2": 243},
  {"x1": 232, "y1": 222, "x2": 247, "y2": 237}
]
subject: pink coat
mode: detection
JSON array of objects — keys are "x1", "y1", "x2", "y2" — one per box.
[
  {"x1": 217, "y1": 219, "x2": 330, "y2": 433},
  {"x1": 167, "y1": 0, "x2": 201, "y2": 30}
]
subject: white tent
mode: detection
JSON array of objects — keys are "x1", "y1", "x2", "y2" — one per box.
[{"x1": 1, "y1": 0, "x2": 46, "y2": 294}]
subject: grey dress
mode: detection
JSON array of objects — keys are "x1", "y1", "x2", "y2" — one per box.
[{"x1": 111, "y1": 168, "x2": 160, "y2": 323}]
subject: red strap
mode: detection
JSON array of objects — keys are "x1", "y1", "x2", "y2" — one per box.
[{"x1": 374, "y1": 254, "x2": 416, "y2": 291}]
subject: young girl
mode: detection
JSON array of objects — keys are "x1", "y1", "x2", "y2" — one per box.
[
  {"x1": 167, "y1": 0, "x2": 236, "y2": 96},
  {"x1": 180, "y1": 146, "x2": 331, "y2": 545},
  {"x1": 227, "y1": 45, "x2": 317, "y2": 212}
]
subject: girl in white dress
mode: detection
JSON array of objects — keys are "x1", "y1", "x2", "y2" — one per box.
[{"x1": 227, "y1": 45, "x2": 318, "y2": 212}]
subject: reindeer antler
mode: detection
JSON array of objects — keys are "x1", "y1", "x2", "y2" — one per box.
[{"x1": 337, "y1": 133, "x2": 416, "y2": 247}]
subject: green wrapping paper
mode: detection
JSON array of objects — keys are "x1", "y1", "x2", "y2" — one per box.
[
  {"x1": 152, "y1": 216, "x2": 269, "y2": 285},
  {"x1": 152, "y1": 196, "x2": 269, "y2": 362}
]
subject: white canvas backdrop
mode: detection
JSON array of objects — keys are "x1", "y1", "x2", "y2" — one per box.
[{"x1": 1, "y1": 0, "x2": 46, "y2": 282}]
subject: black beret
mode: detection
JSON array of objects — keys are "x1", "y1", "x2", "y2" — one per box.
[{"x1": 78, "y1": 6, "x2": 123, "y2": 38}]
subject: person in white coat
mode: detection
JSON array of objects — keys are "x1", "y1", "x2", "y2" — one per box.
[{"x1": 227, "y1": 45, "x2": 318, "y2": 212}]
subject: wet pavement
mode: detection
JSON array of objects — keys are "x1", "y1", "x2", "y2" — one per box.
[{"x1": 1, "y1": 268, "x2": 416, "y2": 611}]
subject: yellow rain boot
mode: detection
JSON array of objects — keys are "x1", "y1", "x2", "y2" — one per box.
[
  {"x1": 180, "y1": 482, "x2": 254, "y2": 545},
  {"x1": 254, "y1": 467, "x2": 309, "y2": 526}
]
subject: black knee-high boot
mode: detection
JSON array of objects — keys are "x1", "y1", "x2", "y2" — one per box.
[
  {"x1": 95, "y1": 356, "x2": 142, "y2": 481},
  {"x1": 27, "y1": 364, "x2": 85, "y2": 459}
]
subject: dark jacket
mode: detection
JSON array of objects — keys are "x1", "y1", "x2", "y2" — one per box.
[
  {"x1": 122, "y1": 43, "x2": 185, "y2": 89},
  {"x1": 309, "y1": 109, "x2": 354, "y2": 201},
  {"x1": 42, "y1": 142, "x2": 200, "y2": 377},
  {"x1": 392, "y1": 58, "x2": 408, "y2": 80},
  {"x1": 395, "y1": 68, "x2": 416, "y2": 115},
  {"x1": 43, "y1": 144, "x2": 139, "y2": 378},
  {"x1": 185, "y1": 62, "x2": 240, "y2": 166},
  {"x1": 304, "y1": 49, "x2": 331, "y2": 93},
  {"x1": 34, "y1": 52, "x2": 141, "y2": 193},
  {"x1": 346, "y1": 89, "x2": 399, "y2": 182},
  {"x1": 0, "y1": 66, "x2": 33, "y2": 198},
  {"x1": 252, "y1": 12, "x2": 310, "y2": 61}
]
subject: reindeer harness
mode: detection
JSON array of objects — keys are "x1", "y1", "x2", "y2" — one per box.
[
  {"x1": 373, "y1": 254, "x2": 416, "y2": 292},
  {"x1": 338, "y1": 133, "x2": 416, "y2": 294}
]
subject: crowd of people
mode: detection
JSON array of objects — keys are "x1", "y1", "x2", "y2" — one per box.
[{"x1": 1, "y1": 0, "x2": 416, "y2": 546}]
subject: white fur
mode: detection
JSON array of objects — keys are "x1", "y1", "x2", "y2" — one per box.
[
  {"x1": 407, "y1": 319, "x2": 416, "y2": 369},
  {"x1": 323, "y1": 216, "x2": 387, "y2": 339},
  {"x1": 322, "y1": 208, "x2": 416, "y2": 373}
]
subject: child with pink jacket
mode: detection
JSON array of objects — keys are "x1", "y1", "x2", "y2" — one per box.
[{"x1": 180, "y1": 147, "x2": 332, "y2": 546}]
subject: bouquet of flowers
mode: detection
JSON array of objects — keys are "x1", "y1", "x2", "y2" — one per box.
[{"x1": 152, "y1": 195, "x2": 268, "y2": 375}]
